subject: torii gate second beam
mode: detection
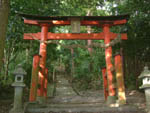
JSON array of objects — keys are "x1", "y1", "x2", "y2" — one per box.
[{"x1": 24, "y1": 32, "x2": 127, "y2": 40}]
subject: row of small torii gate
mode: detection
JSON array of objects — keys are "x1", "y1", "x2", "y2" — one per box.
[{"x1": 18, "y1": 13, "x2": 129, "y2": 105}]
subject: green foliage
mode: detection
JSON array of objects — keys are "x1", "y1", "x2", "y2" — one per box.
[{"x1": 110, "y1": 0, "x2": 150, "y2": 89}]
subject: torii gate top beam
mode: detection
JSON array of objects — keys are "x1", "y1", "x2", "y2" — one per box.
[
  {"x1": 18, "y1": 13, "x2": 129, "y2": 40},
  {"x1": 17, "y1": 13, "x2": 129, "y2": 27}
]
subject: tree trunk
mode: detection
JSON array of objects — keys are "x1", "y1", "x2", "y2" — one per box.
[
  {"x1": 86, "y1": 10, "x2": 93, "y2": 72},
  {"x1": 0, "y1": 0, "x2": 9, "y2": 70},
  {"x1": 87, "y1": 10, "x2": 93, "y2": 55},
  {"x1": 71, "y1": 48, "x2": 74, "y2": 76}
]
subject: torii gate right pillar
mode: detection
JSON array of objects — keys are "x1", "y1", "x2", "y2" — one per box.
[{"x1": 103, "y1": 24, "x2": 116, "y2": 105}]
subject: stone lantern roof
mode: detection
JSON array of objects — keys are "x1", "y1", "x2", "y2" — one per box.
[
  {"x1": 138, "y1": 66, "x2": 150, "y2": 79},
  {"x1": 13, "y1": 64, "x2": 27, "y2": 76}
]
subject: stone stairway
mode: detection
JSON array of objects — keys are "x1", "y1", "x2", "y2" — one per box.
[
  {"x1": 55, "y1": 75, "x2": 77, "y2": 97},
  {"x1": 25, "y1": 74, "x2": 146, "y2": 113},
  {"x1": 46, "y1": 76, "x2": 104, "y2": 105}
]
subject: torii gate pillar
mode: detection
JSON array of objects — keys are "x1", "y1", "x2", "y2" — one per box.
[
  {"x1": 37, "y1": 25, "x2": 48, "y2": 103},
  {"x1": 114, "y1": 53, "x2": 126, "y2": 105},
  {"x1": 103, "y1": 24, "x2": 116, "y2": 105},
  {"x1": 102, "y1": 67, "x2": 108, "y2": 101}
]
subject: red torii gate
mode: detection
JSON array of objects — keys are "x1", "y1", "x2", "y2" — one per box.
[{"x1": 18, "y1": 13, "x2": 129, "y2": 104}]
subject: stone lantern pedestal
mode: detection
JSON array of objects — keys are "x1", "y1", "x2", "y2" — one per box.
[{"x1": 144, "y1": 87, "x2": 150, "y2": 113}]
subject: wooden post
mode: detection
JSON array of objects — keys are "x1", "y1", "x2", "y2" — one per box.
[
  {"x1": 87, "y1": 10, "x2": 93, "y2": 56},
  {"x1": 103, "y1": 24, "x2": 116, "y2": 104},
  {"x1": 29, "y1": 55, "x2": 40, "y2": 102},
  {"x1": 44, "y1": 68, "x2": 48, "y2": 97},
  {"x1": 114, "y1": 54, "x2": 126, "y2": 105},
  {"x1": 102, "y1": 67, "x2": 109, "y2": 100},
  {"x1": 71, "y1": 48, "x2": 75, "y2": 76},
  {"x1": 37, "y1": 25, "x2": 48, "y2": 99}
]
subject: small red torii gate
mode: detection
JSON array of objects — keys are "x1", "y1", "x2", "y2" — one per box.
[{"x1": 18, "y1": 13, "x2": 129, "y2": 104}]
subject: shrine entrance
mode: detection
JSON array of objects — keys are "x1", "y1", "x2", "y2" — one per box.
[{"x1": 18, "y1": 13, "x2": 129, "y2": 106}]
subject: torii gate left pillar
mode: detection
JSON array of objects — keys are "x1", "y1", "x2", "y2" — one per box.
[{"x1": 36, "y1": 25, "x2": 49, "y2": 103}]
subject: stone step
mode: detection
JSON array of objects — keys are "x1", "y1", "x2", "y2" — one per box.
[
  {"x1": 56, "y1": 80, "x2": 70, "y2": 86},
  {"x1": 56, "y1": 84, "x2": 71, "y2": 87},
  {"x1": 25, "y1": 102, "x2": 145, "y2": 113},
  {"x1": 46, "y1": 96, "x2": 105, "y2": 104},
  {"x1": 55, "y1": 76, "x2": 77, "y2": 96},
  {"x1": 55, "y1": 92, "x2": 76, "y2": 96},
  {"x1": 56, "y1": 85, "x2": 76, "y2": 96},
  {"x1": 56, "y1": 86, "x2": 73, "y2": 90},
  {"x1": 56, "y1": 88, "x2": 75, "y2": 93}
]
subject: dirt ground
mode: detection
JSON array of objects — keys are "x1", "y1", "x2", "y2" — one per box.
[{"x1": 0, "y1": 99, "x2": 13, "y2": 113}]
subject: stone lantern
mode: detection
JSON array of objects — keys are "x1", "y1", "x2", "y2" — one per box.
[
  {"x1": 139, "y1": 66, "x2": 150, "y2": 113},
  {"x1": 10, "y1": 65, "x2": 26, "y2": 113}
]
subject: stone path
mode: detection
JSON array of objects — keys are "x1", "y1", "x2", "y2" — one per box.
[
  {"x1": 47, "y1": 75, "x2": 104, "y2": 104},
  {"x1": 55, "y1": 75, "x2": 77, "y2": 97},
  {"x1": 25, "y1": 74, "x2": 146, "y2": 113}
]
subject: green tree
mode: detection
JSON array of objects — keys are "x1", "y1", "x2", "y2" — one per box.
[
  {"x1": 0, "y1": 0, "x2": 9, "y2": 71},
  {"x1": 109, "y1": 0, "x2": 150, "y2": 89}
]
